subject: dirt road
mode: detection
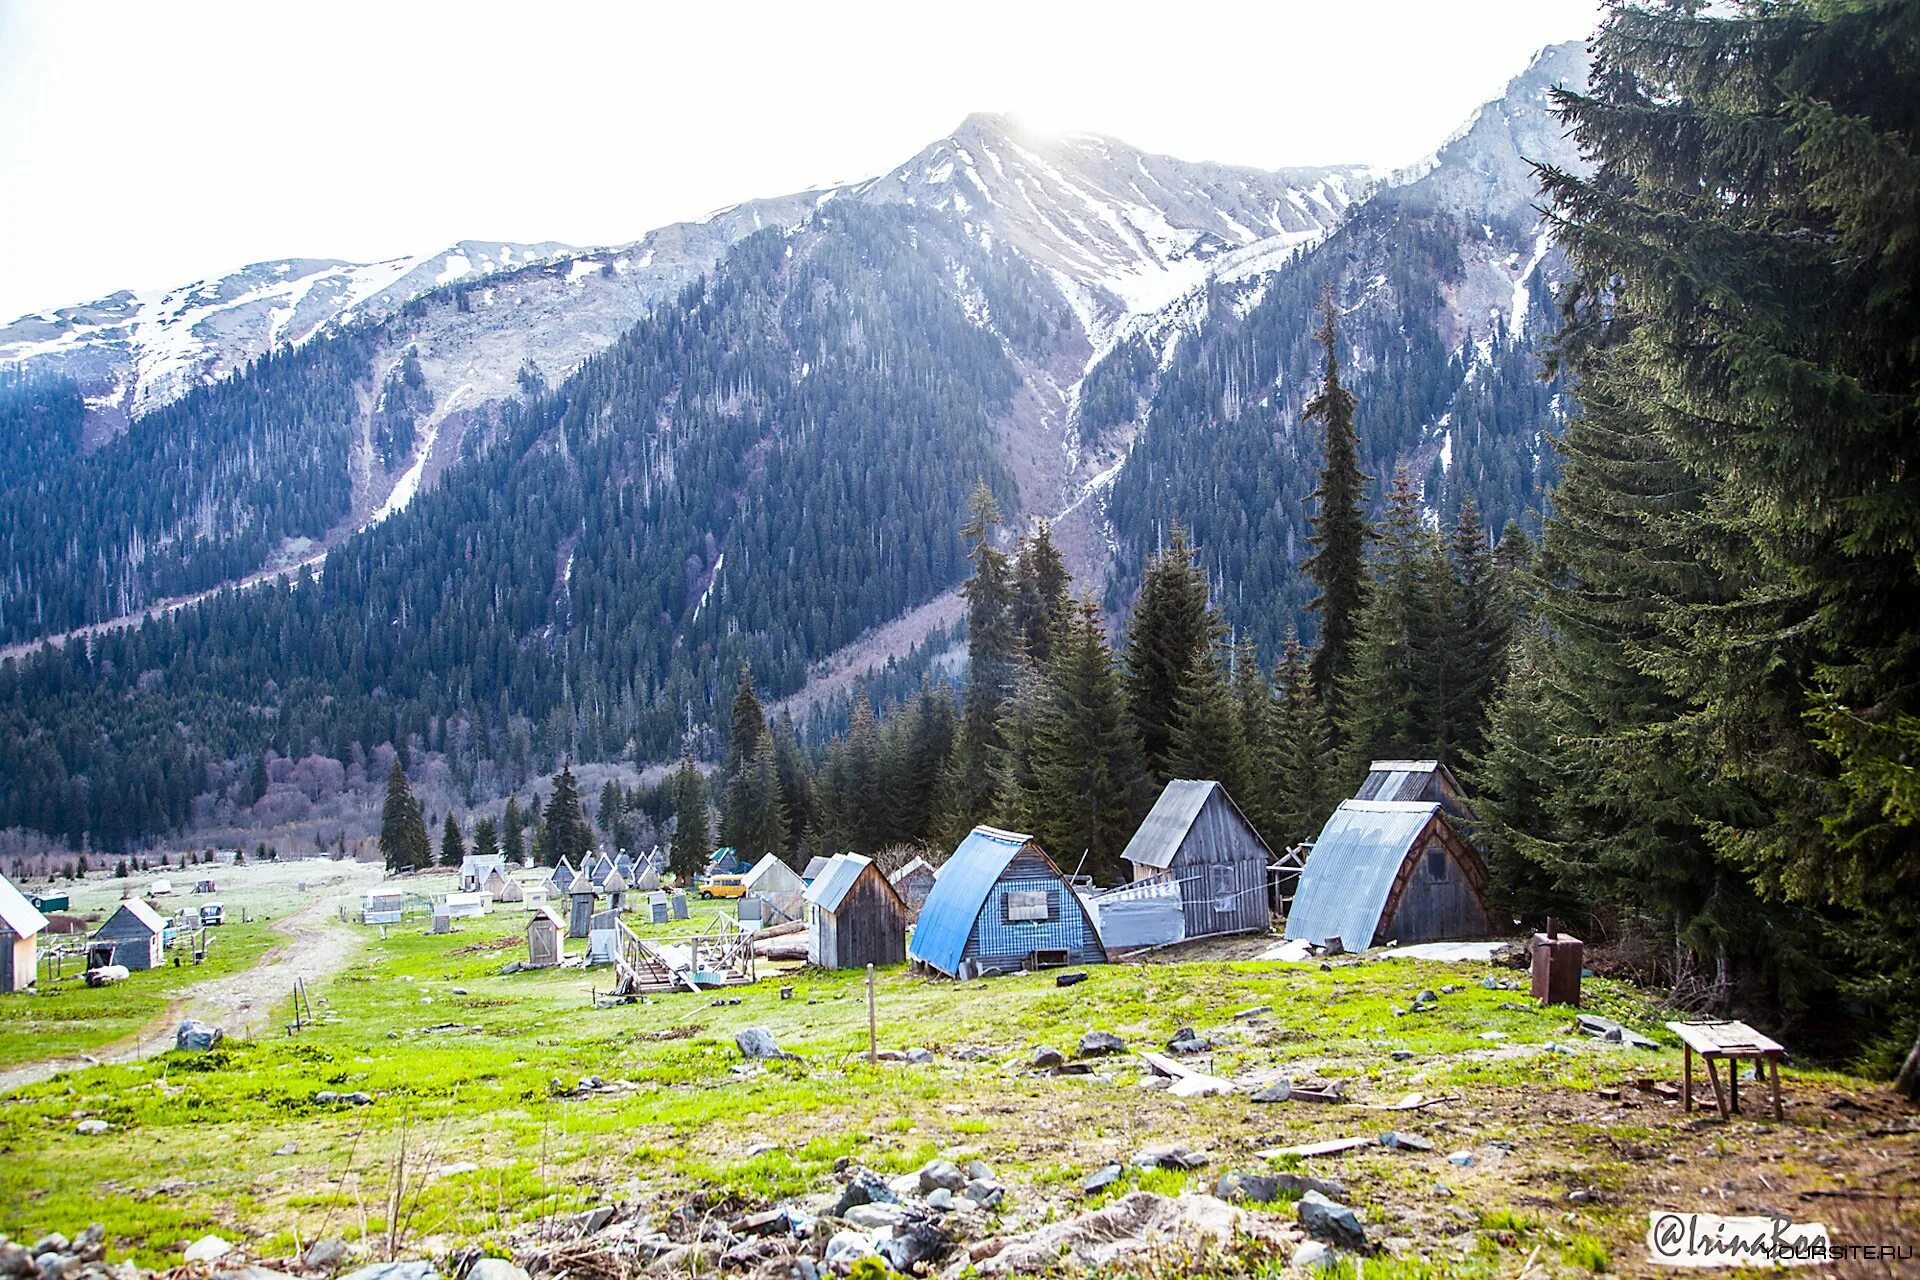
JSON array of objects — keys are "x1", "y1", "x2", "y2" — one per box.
[{"x1": 0, "y1": 898, "x2": 366, "y2": 1093}]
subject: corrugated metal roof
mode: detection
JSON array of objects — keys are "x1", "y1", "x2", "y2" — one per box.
[
  {"x1": 101, "y1": 898, "x2": 167, "y2": 936},
  {"x1": 908, "y1": 826, "x2": 1034, "y2": 975},
  {"x1": 889, "y1": 857, "x2": 937, "y2": 886},
  {"x1": 0, "y1": 872, "x2": 49, "y2": 937},
  {"x1": 1120, "y1": 779, "x2": 1218, "y2": 870},
  {"x1": 804, "y1": 853, "x2": 876, "y2": 913},
  {"x1": 744, "y1": 853, "x2": 804, "y2": 894},
  {"x1": 801, "y1": 856, "x2": 832, "y2": 882},
  {"x1": 1284, "y1": 800, "x2": 1439, "y2": 948}
]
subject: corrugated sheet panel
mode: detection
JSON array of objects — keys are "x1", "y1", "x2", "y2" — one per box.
[
  {"x1": 1119, "y1": 779, "x2": 1217, "y2": 870},
  {"x1": 1284, "y1": 801, "x2": 1438, "y2": 947},
  {"x1": 908, "y1": 826, "x2": 1031, "y2": 975},
  {"x1": 805, "y1": 853, "x2": 873, "y2": 913},
  {"x1": 0, "y1": 873, "x2": 48, "y2": 937},
  {"x1": 1088, "y1": 874, "x2": 1185, "y2": 949},
  {"x1": 959, "y1": 848, "x2": 1106, "y2": 972},
  {"x1": 744, "y1": 853, "x2": 804, "y2": 896}
]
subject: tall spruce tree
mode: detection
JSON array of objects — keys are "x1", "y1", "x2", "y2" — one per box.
[
  {"x1": 951, "y1": 480, "x2": 1018, "y2": 821},
  {"x1": 1440, "y1": 498, "x2": 1511, "y2": 762},
  {"x1": 542, "y1": 762, "x2": 594, "y2": 866},
  {"x1": 1011, "y1": 521, "x2": 1071, "y2": 666},
  {"x1": 668, "y1": 758, "x2": 710, "y2": 882},
  {"x1": 379, "y1": 762, "x2": 430, "y2": 873},
  {"x1": 502, "y1": 795, "x2": 525, "y2": 864},
  {"x1": 1166, "y1": 642, "x2": 1254, "y2": 806},
  {"x1": 720, "y1": 668, "x2": 775, "y2": 854},
  {"x1": 440, "y1": 812, "x2": 464, "y2": 869},
  {"x1": 471, "y1": 816, "x2": 500, "y2": 863},
  {"x1": 1271, "y1": 632, "x2": 1336, "y2": 845},
  {"x1": 1301, "y1": 288, "x2": 1370, "y2": 713},
  {"x1": 1229, "y1": 638, "x2": 1281, "y2": 842},
  {"x1": 1124, "y1": 526, "x2": 1216, "y2": 782}
]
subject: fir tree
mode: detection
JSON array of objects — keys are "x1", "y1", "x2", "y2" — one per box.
[
  {"x1": 952, "y1": 480, "x2": 1018, "y2": 820},
  {"x1": 471, "y1": 816, "x2": 500, "y2": 863},
  {"x1": 1124, "y1": 525, "x2": 1216, "y2": 782},
  {"x1": 668, "y1": 757, "x2": 710, "y2": 883},
  {"x1": 542, "y1": 762, "x2": 593, "y2": 866},
  {"x1": 1301, "y1": 288, "x2": 1370, "y2": 712},
  {"x1": 1270, "y1": 632, "x2": 1336, "y2": 845},
  {"x1": 502, "y1": 795, "x2": 525, "y2": 864},
  {"x1": 1011, "y1": 521, "x2": 1071, "y2": 665},
  {"x1": 1439, "y1": 497, "x2": 1510, "y2": 762},
  {"x1": 379, "y1": 762, "x2": 430, "y2": 873},
  {"x1": 440, "y1": 812, "x2": 464, "y2": 868},
  {"x1": 1166, "y1": 642, "x2": 1254, "y2": 807}
]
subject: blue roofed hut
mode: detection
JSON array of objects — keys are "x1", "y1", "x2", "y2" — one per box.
[{"x1": 908, "y1": 826, "x2": 1106, "y2": 978}]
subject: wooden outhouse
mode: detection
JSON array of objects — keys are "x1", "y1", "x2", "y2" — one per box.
[
  {"x1": 908, "y1": 826, "x2": 1107, "y2": 978},
  {"x1": 804, "y1": 854, "x2": 907, "y2": 970},
  {"x1": 92, "y1": 899, "x2": 166, "y2": 971},
  {"x1": 0, "y1": 873, "x2": 49, "y2": 993},
  {"x1": 1285, "y1": 801, "x2": 1490, "y2": 949},
  {"x1": 603, "y1": 870, "x2": 629, "y2": 912},
  {"x1": 1120, "y1": 780, "x2": 1274, "y2": 941},
  {"x1": 526, "y1": 905, "x2": 564, "y2": 968},
  {"x1": 568, "y1": 882, "x2": 597, "y2": 939}
]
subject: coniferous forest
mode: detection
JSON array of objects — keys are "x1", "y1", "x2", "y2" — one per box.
[{"x1": 0, "y1": 0, "x2": 1914, "y2": 1075}]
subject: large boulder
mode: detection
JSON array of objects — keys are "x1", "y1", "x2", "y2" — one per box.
[
  {"x1": 1297, "y1": 1191, "x2": 1367, "y2": 1251},
  {"x1": 1076, "y1": 1031, "x2": 1126, "y2": 1058},
  {"x1": 176, "y1": 1021, "x2": 224, "y2": 1052},
  {"x1": 735, "y1": 1027, "x2": 795, "y2": 1061}
]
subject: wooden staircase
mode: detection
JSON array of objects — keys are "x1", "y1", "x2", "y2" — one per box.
[{"x1": 613, "y1": 915, "x2": 757, "y2": 996}]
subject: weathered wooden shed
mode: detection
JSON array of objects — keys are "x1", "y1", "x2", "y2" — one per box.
[
  {"x1": 526, "y1": 905, "x2": 564, "y2": 968},
  {"x1": 485, "y1": 869, "x2": 525, "y2": 903},
  {"x1": 603, "y1": 870, "x2": 630, "y2": 912},
  {"x1": 1284, "y1": 801, "x2": 1490, "y2": 949},
  {"x1": 0, "y1": 873, "x2": 50, "y2": 993},
  {"x1": 1356, "y1": 760, "x2": 1478, "y2": 823},
  {"x1": 92, "y1": 899, "x2": 166, "y2": 971},
  {"x1": 460, "y1": 854, "x2": 506, "y2": 893},
  {"x1": 887, "y1": 858, "x2": 939, "y2": 923},
  {"x1": 743, "y1": 854, "x2": 806, "y2": 922},
  {"x1": 568, "y1": 882, "x2": 598, "y2": 939},
  {"x1": 631, "y1": 865, "x2": 662, "y2": 893},
  {"x1": 909, "y1": 826, "x2": 1107, "y2": 978},
  {"x1": 804, "y1": 854, "x2": 907, "y2": 970},
  {"x1": 550, "y1": 856, "x2": 577, "y2": 894},
  {"x1": 1120, "y1": 780, "x2": 1274, "y2": 941}
]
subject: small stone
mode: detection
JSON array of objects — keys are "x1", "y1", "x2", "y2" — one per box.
[
  {"x1": 1081, "y1": 1163, "x2": 1124, "y2": 1194},
  {"x1": 1055, "y1": 971, "x2": 1088, "y2": 987},
  {"x1": 1416, "y1": 989, "x2": 1438, "y2": 1003},
  {"x1": 735, "y1": 1026, "x2": 793, "y2": 1061},
  {"x1": 302, "y1": 1239, "x2": 349, "y2": 1270},
  {"x1": 274, "y1": 1142, "x2": 299, "y2": 1157},
  {"x1": 1390, "y1": 1049, "x2": 1414, "y2": 1061},
  {"x1": 32, "y1": 1256, "x2": 61, "y2": 1280},
  {"x1": 182, "y1": 1237, "x2": 231, "y2": 1265},
  {"x1": 903, "y1": 1048, "x2": 934, "y2": 1064},
  {"x1": 1440, "y1": 984, "x2": 1460, "y2": 995},
  {"x1": 963, "y1": 1179, "x2": 1003, "y2": 1208},
  {"x1": 965, "y1": 1159, "x2": 994, "y2": 1181},
  {"x1": 337, "y1": 1264, "x2": 438, "y2": 1280},
  {"x1": 1166, "y1": 1027, "x2": 1209, "y2": 1054},
  {"x1": 877, "y1": 1219, "x2": 949, "y2": 1273},
  {"x1": 1250, "y1": 1077, "x2": 1293, "y2": 1103},
  {"x1": 315, "y1": 1090, "x2": 340, "y2": 1104},
  {"x1": 917, "y1": 1159, "x2": 967, "y2": 1194},
  {"x1": 1133, "y1": 1143, "x2": 1208, "y2": 1170},
  {"x1": 1217, "y1": 1170, "x2": 1349, "y2": 1204},
  {"x1": 571, "y1": 1205, "x2": 615, "y2": 1235},
  {"x1": 1293, "y1": 1241, "x2": 1332, "y2": 1269},
  {"x1": 831, "y1": 1168, "x2": 897, "y2": 1216},
  {"x1": 1076, "y1": 1030, "x2": 1126, "y2": 1058},
  {"x1": 925, "y1": 1188, "x2": 954, "y2": 1211},
  {"x1": 1481, "y1": 975, "x2": 1502, "y2": 989},
  {"x1": 1134, "y1": 1075, "x2": 1170, "y2": 1091},
  {"x1": 1448, "y1": 1151, "x2": 1474, "y2": 1167},
  {"x1": 1378, "y1": 1130, "x2": 1434, "y2": 1152},
  {"x1": 0, "y1": 1247, "x2": 29, "y2": 1280},
  {"x1": 75, "y1": 1119, "x2": 110, "y2": 1135},
  {"x1": 1233, "y1": 1004, "x2": 1272, "y2": 1020},
  {"x1": 842, "y1": 1203, "x2": 906, "y2": 1230},
  {"x1": 342, "y1": 1092, "x2": 373, "y2": 1106},
  {"x1": 1297, "y1": 1191, "x2": 1367, "y2": 1250},
  {"x1": 1029, "y1": 1047, "x2": 1065, "y2": 1071},
  {"x1": 822, "y1": 1230, "x2": 877, "y2": 1270},
  {"x1": 175, "y1": 1019, "x2": 224, "y2": 1052}
]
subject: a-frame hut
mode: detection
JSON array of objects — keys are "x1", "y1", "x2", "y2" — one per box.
[
  {"x1": 1285, "y1": 801, "x2": 1490, "y2": 949},
  {"x1": 1354, "y1": 760, "x2": 1478, "y2": 823},
  {"x1": 908, "y1": 826, "x2": 1106, "y2": 978},
  {"x1": 887, "y1": 857, "x2": 939, "y2": 923},
  {"x1": 742, "y1": 854, "x2": 806, "y2": 922},
  {"x1": 1119, "y1": 780, "x2": 1274, "y2": 940},
  {"x1": 603, "y1": 870, "x2": 630, "y2": 913},
  {"x1": 525, "y1": 905, "x2": 564, "y2": 968},
  {"x1": 804, "y1": 854, "x2": 907, "y2": 970},
  {"x1": 551, "y1": 857, "x2": 577, "y2": 894},
  {"x1": 0, "y1": 873, "x2": 49, "y2": 993}
]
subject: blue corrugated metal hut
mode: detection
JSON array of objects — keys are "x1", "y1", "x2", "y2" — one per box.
[
  {"x1": 1284, "y1": 801, "x2": 1489, "y2": 950},
  {"x1": 909, "y1": 826, "x2": 1106, "y2": 978}
]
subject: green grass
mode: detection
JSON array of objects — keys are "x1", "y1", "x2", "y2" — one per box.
[
  {"x1": 0, "y1": 922, "x2": 277, "y2": 1067},
  {"x1": 0, "y1": 909, "x2": 1864, "y2": 1272}
]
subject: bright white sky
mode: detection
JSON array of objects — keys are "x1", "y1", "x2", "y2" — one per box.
[{"x1": 0, "y1": 0, "x2": 1601, "y2": 320}]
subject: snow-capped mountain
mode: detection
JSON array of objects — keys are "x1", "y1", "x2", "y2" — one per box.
[{"x1": 856, "y1": 113, "x2": 1370, "y2": 351}]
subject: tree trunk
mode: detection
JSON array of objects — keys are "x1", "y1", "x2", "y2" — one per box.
[{"x1": 1896, "y1": 1032, "x2": 1920, "y2": 1103}]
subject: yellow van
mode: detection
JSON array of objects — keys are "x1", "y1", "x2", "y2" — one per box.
[{"x1": 698, "y1": 874, "x2": 747, "y2": 900}]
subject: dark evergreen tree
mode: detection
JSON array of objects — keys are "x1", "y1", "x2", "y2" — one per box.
[
  {"x1": 502, "y1": 796, "x2": 526, "y2": 864},
  {"x1": 542, "y1": 762, "x2": 594, "y2": 866},
  {"x1": 669, "y1": 758, "x2": 710, "y2": 882},
  {"x1": 1339, "y1": 467, "x2": 1447, "y2": 781},
  {"x1": 950, "y1": 480, "x2": 1018, "y2": 823},
  {"x1": 1011, "y1": 521, "x2": 1071, "y2": 665},
  {"x1": 1271, "y1": 633, "x2": 1336, "y2": 845},
  {"x1": 1301, "y1": 289, "x2": 1370, "y2": 712},
  {"x1": 1166, "y1": 643, "x2": 1254, "y2": 807},
  {"x1": 471, "y1": 816, "x2": 500, "y2": 863},
  {"x1": 379, "y1": 762, "x2": 430, "y2": 873},
  {"x1": 1124, "y1": 526, "x2": 1215, "y2": 782}
]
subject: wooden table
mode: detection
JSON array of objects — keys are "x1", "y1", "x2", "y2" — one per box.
[{"x1": 1665, "y1": 1020, "x2": 1786, "y2": 1120}]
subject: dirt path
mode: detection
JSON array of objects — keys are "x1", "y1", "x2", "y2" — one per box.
[{"x1": 0, "y1": 899, "x2": 365, "y2": 1093}]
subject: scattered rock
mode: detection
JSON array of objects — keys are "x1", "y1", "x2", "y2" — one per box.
[
  {"x1": 1055, "y1": 972, "x2": 1088, "y2": 988},
  {"x1": 1132, "y1": 1143, "x2": 1209, "y2": 1171},
  {"x1": 175, "y1": 1021, "x2": 223, "y2": 1052},
  {"x1": 570, "y1": 1205, "x2": 615, "y2": 1236},
  {"x1": 0, "y1": 1245, "x2": 32, "y2": 1279},
  {"x1": 965, "y1": 1159, "x2": 994, "y2": 1181},
  {"x1": 1297, "y1": 1191, "x2": 1367, "y2": 1250},
  {"x1": 925, "y1": 1188, "x2": 954, "y2": 1211},
  {"x1": 903, "y1": 1048, "x2": 934, "y2": 1065},
  {"x1": 842, "y1": 1203, "x2": 907, "y2": 1230},
  {"x1": 182, "y1": 1237, "x2": 231, "y2": 1265},
  {"x1": 1082, "y1": 1163, "x2": 1124, "y2": 1195},
  {"x1": 338, "y1": 1265, "x2": 438, "y2": 1280},
  {"x1": 1447, "y1": 1151, "x2": 1474, "y2": 1167},
  {"x1": 918, "y1": 1159, "x2": 967, "y2": 1193},
  {"x1": 74, "y1": 1120, "x2": 109, "y2": 1136},
  {"x1": 822, "y1": 1230, "x2": 877, "y2": 1271},
  {"x1": 1250, "y1": 1078, "x2": 1293, "y2": 1103},
  {"x1": 28, "y1": 1241, "x2": 64, "y2": 1264},
  {"x1": 831, "y1": 1168, "x2": 897, "y2": 1216},
  {"x1": 302, "y1": 1238, "x2": 349, "y2": 1270},
  {"x1": 1378, "y1": 1131, "x2": 1434, "y2": 1152},
  {"x1": 273, "y1": 1142, "x2": 298, "y2": 1157},
  {"x1": 1233, "y1": 1005, "x2": 1272, "y2": 1020},
  {"x1": 1077, "y1": 1030, "x2": 1126, "y2": 1058},
  {"x1": 735, "y1": 1027, "x2": 795, "y2": 1061},
  {"x1": 1166, "y1": 1027, "x2": 1209, "y2": 1055},
  {"x1": 1028, "y1": 1047, "x2": 1066, "y2": 1071},
  {"x1": 1390, "y1": 1049, "x2": 1414, "y2": 1061},
  {"x1": 214, "y1": 1268, "x2": 299, "y2": 1280},
  {"x1": 1134, "y1": 1075, "x2": 1170, "y2": 1091},
  {"x1": 877, "y1": 1218, "x2": 950, "y2": 1273},
  {"x1": 964, "y1": 1178, "x2": 1004, "y2": 1209},
  {"x1": 342, "y1": 1092, "x2": 373, "y2": 1106},
  {"x1": 1215, "y1": 1170, "x2": 1350, "y2": 1204}
]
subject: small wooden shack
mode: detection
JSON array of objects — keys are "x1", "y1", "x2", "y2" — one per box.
[
  {"x1": 887, "y1": 858, "x2": 939, "y2": 923},
  {"x1": 460, "y1": 853, "x2": 507, "y2": 893},
  {"x1": 485, "y1": 869, "x2": 525, "y2": 904},
  {"x1": 1120, "y1": 780, "x2": 1274, "y2": 941},
  {"x1": 1355, "y1": 760, "x2": 1478, "y2": 823},
  {"x1": 526, "y1": 905, "x2": 564, "y2": 968},
  {"x1": 1285, "y1": 801, "x2": 1490, "y2": 949},
  {"x1": 743, "y1": 854, "x2": 806, "y2": 922},
  {"x1": 92, "y1": 899, "x2": 166, "y2": 971},
  {"x1": 909, "y1": 826, "x2": 1107, "y2": 978},
  {"x1": 0, "y1": 872, "x2": 50, "y2": 993},
  {"x1": 631, "y1": 865, "x2": 662, "y2": 893},
  {"x1": 804, "y1": 854, "x2": 907, "y2": 970},
  {"x1": 587, "y1": 908, "x2": 620, "y2": 965},
  {"x1": 568, "y1": 882, "x2": 597, "y2": 939},
  {"x1": 551, "y1": 856, "x2": 577, "y2": 894},
  {"x1": 800, "y1": 855, "x2": 832, "y2": 885},
  {"x1": 603, "y1": 870, "x2": 630, "y2": 912}
]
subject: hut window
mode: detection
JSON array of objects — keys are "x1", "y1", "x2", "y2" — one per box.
[
  {"x1": 1209, "y1": 865, "x2": 1237, "y2": 913},
  {"x1": 1427, "y1": 847, "x2": 1448, "y2": 882},
  {"x1": 1004, "y1": 889, "x2": 1051, "y2": 922}
]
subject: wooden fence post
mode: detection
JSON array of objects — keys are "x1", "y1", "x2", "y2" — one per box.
[{"x1": 867, "y1": 963, "x2": 877, "y2": 1064}]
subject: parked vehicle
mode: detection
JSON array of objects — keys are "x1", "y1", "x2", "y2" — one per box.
[
  {"x1": 199, "y1": 902, "x2": 225, "y2": 926},
  {"x1": 697, "y1": 874, "x2": 746, "y2": 900}
]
